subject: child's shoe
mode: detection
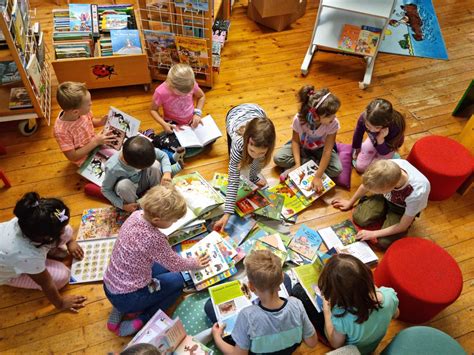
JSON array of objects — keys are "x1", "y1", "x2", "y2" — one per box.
[
  {"x1": 392, "y1": 152, "x2": 401, "y2": 159},
  {"x1": 140, "y1": 128, "x2": 156, "y2": 139},
  {"x1": 117, "y1": 318, "x2": 144, "y2": 336},
  {"x1": 107, "y1": 307, "x2": 124, "y2": 333},
  {"x1": 172, "y1": 146, "x2": 186, "y2": 166}
]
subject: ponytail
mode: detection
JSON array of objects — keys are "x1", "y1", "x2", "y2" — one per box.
[
  {"x1": 297, "y1": 86, "x2": 340, "y2": 126},
  {"x1": 386, "y1": 110, "x2": 406, "y2": 150}
]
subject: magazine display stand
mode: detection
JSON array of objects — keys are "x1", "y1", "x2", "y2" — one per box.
[
  {"x1": 50, "y1": 5, "x2": 151, "y2": 91},
  {"x1": 300, "y1": 0, "x2": 395, "y2": 89},
  {"x1": 137, "y1": 0, "x2": 230, "y2": 88},
  {"x1": 0, "y1": 3, "x2": 52, "y2": 135}
]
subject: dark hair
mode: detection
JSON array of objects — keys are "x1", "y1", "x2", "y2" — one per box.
[
  {"x1": 297, "y1": 85, "x2": 341, "y2": 125},
  {"x1": 123, "y1": 136, "x2": 156, "y2": 169},
  {"x1": 241, "y1": 116, "x2": 276, "y2": 168},
  {"x1": 13, "y1": 192, "x2": 70, "y2": 247},
  {"x1": 318, "y1": 254, "x2": 382, "y2": 323},
  {"x1": 120, "y1": 343, "x2": 159, "y2": 355},
  {"x1": 365, "y1": 98, "x2": 406, "y2": 149}
]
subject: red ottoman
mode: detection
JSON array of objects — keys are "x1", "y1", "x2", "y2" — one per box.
[
  {"x1": 374, "y1": 237, "x2": 462, "y2": 324},
  {"x1": 407, "y1": 135, "x2": 473, "y2": 201}
]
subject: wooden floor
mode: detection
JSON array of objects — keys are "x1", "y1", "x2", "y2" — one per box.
[{"x1": 0, "y1": 0, "x2": 473, "y2": 353}]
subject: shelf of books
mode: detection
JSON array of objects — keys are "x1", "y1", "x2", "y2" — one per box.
[
  {"x1": 0, "y1": 0, "x2": 52, "y2": 133},
  {"x1": 137, "y1": 0, "x2": 231, "y2": 88},
  {"x1": 50, "y1": 3, "x2": 151, "y2": 91}
]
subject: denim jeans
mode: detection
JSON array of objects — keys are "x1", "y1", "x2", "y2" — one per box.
[{"x1": 104, "y1": 263, "x2": 184, "y2": 322}]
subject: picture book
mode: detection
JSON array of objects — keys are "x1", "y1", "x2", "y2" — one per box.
[
  {"x1": 77, "y1": 207, "x2": 130, "y2": 240},
  {"x1": 101, "y1": 14, "x2": 129, "y2": 30},
  {"x1": 110, "y1": 29, "x2": 142, "y2": 55},
  {"x1": 254, "y1": 189, "x2": 284, "y2": 221},
  {"x1": 181, "y1": 232, "x2": 232, "y2": 285},
  {"x1": 143, "y1": 30, "x2": 179, "y2": 67},
  {"x1": 175, "y1": 36, "x2": 208, "y2": 70},
  {"x1": 69, "y1": 3, "x2": 92, "y2": 32},
  {"x1": 70, "y1": 237, "x2": 116, "y2": 284},
  {"x1": 105, "y1": 106, "x2": 141, "y2": 146},
  {"x1": 235, "y1": 190, "x2": 270, "y2": 217},
  {"x1": 127, "y1": 310, "x2": 213, "y2": 354},
  {"x1": 288, "y1": 224, "x2": 323, "y2": 261},
  {"x1": 239, "y1": 222, "x2": 291, "y2": 255},
  {"x1": 77, "y1": 147, "x2": 114, "y2": 186},
  {"x1": 218, "y1": 174, "x2": 258, "y2": 202},
  {"x1": 317, "y1": 247, "x2": 338, "y2": 265},
  {"x1": 318, "y1": 220, "x2": 378, "y2": 265},
  {"x1": 223, "y1": 214, "x2": 257, "y2": 246},
  {"x1": 338, "y1": 24, "x2": 359, "y2": 52},
  {"x1": 288, "y1": 160, "x2": 335, "y2": 199},
  {"x1": 252, "y1": 238, "x2": 288, "y2": 265},
  {"x1": 167, "y1": 221, "x2": 207, "y2": 246},
  {"x1": 210, "y1": 172, "x2": 229, "y2": 190},
  {"x1": 0, "y1": 61, "x2": 21, "y2": 85},
  {"x1": 159, "y1": 208, "x2": 202, "y2": 236},
  {"x1": 338, "y1": 24, "x2": 381, "y2": 56},
  {"x1": 174, "y1": 0, "x2": 210, "y2": 12},
  {"x1": 268, "y1": 183, "x2": 308, "y2": 219},
  {"x1": 26, "y1": 54, "x2": 42, "y2": 94},
  {"x1": 173, "y1": 172, "x2": 225, "y2": 218},
  {"x1": 209, "y1": 278, "x2": 288, "y2": 336},
  {"x1": 292, "y1": 258, "x2": 324, "y2": 311},
  {"x1": 8, "y1": 87, "x2": 32, "y2": 109},
  {"x1": 173, "y1": 115, "x2": 222, "y2": 148}
]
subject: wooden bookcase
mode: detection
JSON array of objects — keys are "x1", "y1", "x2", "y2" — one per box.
[
  {"x1": 50, "y1": 5, "x2": 151, "y2": 91},
  {"x1": 0, "y1": 2, "x2": 52, "y2": 135},
  {"x1": 137, "y1": 0, "x2": 230, "y2": 88}
]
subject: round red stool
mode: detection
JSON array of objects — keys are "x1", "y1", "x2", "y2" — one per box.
[
  {"x1": 407, "y1": 135, "x2": 473, "y2": 201},
  {"x1": 374, "y1": 237, "x2": 462, "y2": 324}
]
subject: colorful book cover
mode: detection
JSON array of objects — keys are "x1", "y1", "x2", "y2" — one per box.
[
  {"x1": 223, "y1": 214, "x2": 257, "y2": 246},
  {"x1": 288, "y1": 224, "x2": 323, "y2": 261},
  {"x1": 173, "y1": 172, "x2": 224, "y2": 217},
  {"x1": 235, "y1": 190, "x2": 270, "y2": 217},
  {"x1": 355, "y1": 29, "x2": 380, "y2": 56},
  {"x1": 69, "y1": 3, "x2": 92, "y2": 32},
  {"x1": 143, "y1": 30, "x2": 179, "y2": 67},
  {"x1": 9, "y1": 87, "x2": 32, "y2": 109},
  {"x1": 101, "y1": 14, "x2": 129, "y2": 30},
  {"x1": 288, "y1": 160, "x2": 335, "y2": 199},
  {"x1": 174, "y1": 0, "x2": 209, "y2": 12},
  {"x1": 77, "y1": 207, "x2": 130, "y2": 240},
  {"x1": 0, "y1": 61, "x2": 21, "y2": 85},
  {"x1": 292, "y1": 258, "x2": 324, "y2": 311},
  {"x1": 175, "y1": 36, "x2": 208, "y2": 70},
  {"x1": 168, "y1": 222, "x2": 207, "y2": 246},
  {"x1": 254, "y1": 189, "x2": 285, "y2": 220},
  {"x1": 219, "y1": 175, "x2": 258, "y2": 201},
  {"x1": 268, "y1": 183, "x2": 307, "y2": 219},
  {"x1": 110, "y1": 29, "x2": 142, "y2": 55},
  {"x1": 26, "y1": 54, "x2": 42, "y2": 94},
  {"x1": 318, "y1": 219, "x2": 358, "y2": 249},
  {"x1": 338, "y1": 24, "x2": 360, "y2": 52},
  {"x1": 211, "y1": 172, "x2": 228, "y2": 190},
  {"x1": 317, "y1": 247, "x2": 338, "y2": 265},
  {"x1": 77, "y1": 148, "x2": 113, "y2": 186}
]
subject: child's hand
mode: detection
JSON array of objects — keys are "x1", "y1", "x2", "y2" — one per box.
[
  {"x1": 212, "y1": 322, "x2": 226, "y2": 339},
  {"x1": 213, "y1": 214, "x2": 230, "y2": 232},
  {"x1": 123, "y1": 203, "x2": 139, "y2": 213},
  {"x1": 67, "y1": 240, "x2": 84, "y2": 260},
  {"x1": 356, "y1": 229, "x2": 378, "y2": 241},
  {"x1": 161, "y1": 172, "x2": 172, "y2": 185},
  {"x1": 164, "y1": 123, "x2": 175, "y2": 134},
  {"x1": 61, "y1": 294, "x2": 87, "y2": 313},
  {"x1": 311, "y1": 176, "x2": 323, "y2": 193},
  {"x1": 196, "y1": 252, "x2": 211, "y2": 268},
  {"x1": 191, "y1": 115, "x2": 202, "y2": 128},
  {"x1": 100, "y1": 114, "x2": 109, "y2": 126},
  {"x1": 331, "y1": 198, "x2": 353, "y2": 211},
  {"x1": 96, "y1": 130, "x2": 116, "y2": 146},
  {"x1": 352, "y1": 148, "x2": 360, "y2": 160},
  {"x1": 376, "y1": 127, "x2": 389, "y2": 143},
  {"x1": 256, "y1": 176, "x2": 267, "y2": 188}
]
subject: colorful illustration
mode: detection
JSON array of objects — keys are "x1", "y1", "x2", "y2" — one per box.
[
  {"x1": 379, "y1": 0, "x2": 448, "y2": 59},
  {"x1": 175, "y1": 36, "x2": 209, "y2": 71},
  {"x1": 288, "y1": 224, "x2": 323, "y2": 261},
  {"x1": 288, "y1": 160, "x2": 335, "y2": 199},
  {"x1": 110, "y1": 29, "x2": 142, "y2": 55},
  {"x1": 174, "y1": 0, "x2": 210, "y2": 12},
  {"x1": 144, "y1": 30, "x2": 179, "y2": 67},
  {"x1": 69, "y1": 4, "x2": 92, "y2": 31},
  {"x1": 254, "y1": 190, "x2": 285, "y2": 220},
  {"x1": 77, "y1": 207, "x2": 130, "y2": 240},
  {"x1": 331, "y1": 220, "x2": 358, "y2": 246}
]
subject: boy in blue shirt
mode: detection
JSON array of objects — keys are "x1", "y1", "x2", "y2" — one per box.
[{"x1": 211, "y1": 250, "x2": 319, "y2": 354}]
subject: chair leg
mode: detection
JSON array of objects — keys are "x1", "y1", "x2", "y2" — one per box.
[{"x1": 0, "y1": 170, "x2": 11, "y2": 188}]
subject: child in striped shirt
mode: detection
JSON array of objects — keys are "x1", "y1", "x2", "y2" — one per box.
[{"x1": 213, "y1": 104, "x2": 276, "y2": 232}]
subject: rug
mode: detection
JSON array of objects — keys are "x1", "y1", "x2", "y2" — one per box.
[{"x1": 379, "y1": 0, "x2": 448, "y2": 60}]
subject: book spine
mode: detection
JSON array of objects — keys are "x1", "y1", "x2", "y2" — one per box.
[{"x1": 91, "y1": 4, "x2": 100, "y2": 38}]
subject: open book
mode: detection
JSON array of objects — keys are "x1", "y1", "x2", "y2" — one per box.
[
  {"x1": 318, "y1": 220, "x2": 378, "y2": 265},
  {"x1": 292, "y1": 258, "x2": 324, "y2": 312},
  {"x1": 288, "y1": 160, "x2": 335, "y2": 199},
  {"x1": 127, "y1": 309, "x2": 213, "y2": 354},
  {"x1": 209, "y1": 277, "x2": 289, "y2": 337},
  {"x1": 173, "y1": 115, "x2": 222, "y2": 148},
  {"x1": 77, "y1": 207, "x2": 130, "y2": 240},
  {"x1": 288, "y1": 224, "x2": 323, "y2": 261}
]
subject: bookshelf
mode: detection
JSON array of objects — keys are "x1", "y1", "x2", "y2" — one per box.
[
  {"x1": 50, "y1": 4, "x2": 151, "y2": 91},
  {"x1": 301, "y1": 0, "x2": 395, "y2": 89},
  {"x1": 0, "y1": 1, "x2": 52, "y2": 135},
  {"x1": 137, "y1": 0, "x2": 230, "y2": 88}
]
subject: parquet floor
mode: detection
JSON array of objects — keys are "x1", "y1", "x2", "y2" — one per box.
[{"x1": 0, "y1": 0, "x2": 473, "y2": 353}]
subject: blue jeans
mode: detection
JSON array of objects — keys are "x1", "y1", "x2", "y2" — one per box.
[{"x1": 104, "y1": 263, "x2": 184, "y2": 322}]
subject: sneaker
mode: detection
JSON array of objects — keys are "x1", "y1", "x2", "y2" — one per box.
[
  {"x1": 172, "y1": 146, "x2": 186, "y2": 165},
  {"x1": 140, "y1": 128, "x2": 155, "y2": 139}
]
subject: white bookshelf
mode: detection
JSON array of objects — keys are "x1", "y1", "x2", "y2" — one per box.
[{"x1": 301, "y1": 0, "x2": 395, "y2": 89}]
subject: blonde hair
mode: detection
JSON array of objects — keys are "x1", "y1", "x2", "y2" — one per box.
[
  {"x1": 244, "y1": 250, "x2": 283, "y2": 292},
  {"x1": 362, "y1": 160, "x2": 401, "y2": 191},
  {"x1": 138, "y1": 185, "x2": 187, "y2": 221},
  {"x1": 241, "y1": 116, "x2": 276, "y2": 168},
  {"x1": 166, "y1": 64, "x2": 195, "y2": 94},
  {"x1": 56, "y1": 81, "x2": 88, "y2": 111}
]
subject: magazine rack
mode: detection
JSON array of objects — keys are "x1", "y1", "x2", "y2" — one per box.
[
  {"x1": 301, "y1": 0, "x2": 395, "y2": 89},
  {"x1": 137, "y1": 0, "x2": 230, "y2": 88},
  {"x1": 0, "y1": 2, "x2": 52, "y2": 135}
]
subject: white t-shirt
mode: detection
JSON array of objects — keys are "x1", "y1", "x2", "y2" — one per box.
[
  {"x1": 0, "y1": 218, "x2": 49, "y2": 284},
  {"x1": 383, "y1": 159, "x2": 431, "y2": 217},
  {"x1": 292, "y1": 114, "x2": 340, "y2": 150}
]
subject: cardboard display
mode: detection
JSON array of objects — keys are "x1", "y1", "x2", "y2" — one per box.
[
  {"x1": 247, "y1": 0, "x2": 306, "y2": 32},
  {"x1": 251, "y1": 0, "x2": 303, "y2": 18}
]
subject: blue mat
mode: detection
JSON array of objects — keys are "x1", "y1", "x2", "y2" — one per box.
[{"x1": 379, "y1": 0, "x2": 448, "y2": 60}]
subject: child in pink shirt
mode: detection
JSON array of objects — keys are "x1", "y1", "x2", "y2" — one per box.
[
  {"x1": 54, "y1": 81, "x2": 114, "y2": 166},
  {"x1": 103, "y1": 185, "x2": 210, "y2": 336}
]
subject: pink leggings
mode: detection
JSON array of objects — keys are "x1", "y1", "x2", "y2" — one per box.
[
  {"x1": 355, "y1": 138, "x2": 395, "y2": 173},
  {"x1": 6, "y1": 226, "x2": 73, "y2": 290}
]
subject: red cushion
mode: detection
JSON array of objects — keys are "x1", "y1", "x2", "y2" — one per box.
[
  {"x1": 84, "y1": 183, "x2": 107, "y2": 201},
  {"x1": 375, "y1": 237, "x2": 462, "y2": 323}
]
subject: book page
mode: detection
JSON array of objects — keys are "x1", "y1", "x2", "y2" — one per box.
[
  {"x1": 338, "y1": 241, "x2": 378, "y2": 265},
  {"x1": 173, "y1": 125, "x2": 202, "y2": 148},
  {"x1": 159, "y1": 207, "x2": 197, "y2": 236},
  {"x1": 107, "y1": 106, "x2": 141, "y2": 138},
  {"x1": 193, "y1": 115, "x2": 222, "y2": 145},
  {"x1": 292, "y1": 260, "x2": 324, "y2": 311},
  {"x1": 128, "y1": 310, "x2": 174, "y2": 348},
  {"x1": 318, "y1": 227, "x2": 344, "y2": 250}
]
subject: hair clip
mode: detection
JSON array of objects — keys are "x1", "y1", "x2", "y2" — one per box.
[
  {"x1": 314, "y1": 92, "x2": 332, "y2": 111},
  {"x1": 308, "y1": 90, "x2": 315, "y2": 96},
  {"x1": 54, "y1": 209, "x2": 69, "y2": 223},
  {"x1": 32, "y1": 201, "x2": 39, "y2": 207}
]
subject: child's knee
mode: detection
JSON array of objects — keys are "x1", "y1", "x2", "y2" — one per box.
[
  {"x1": 273, "y1": 151, "x2": 294, "y2": 168},
  {"x1": 53, "y1": 264, "x2": 71, "y2": 289}
]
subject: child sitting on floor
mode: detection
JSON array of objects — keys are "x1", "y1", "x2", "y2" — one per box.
[
  {"x1": 294, "y1": 254, "x2": 399, "y2": 354},
  {"x1": 332, "y1": 159, "x2": 430, "y2": 249},
  {"x1": 103, "y1": 185, "x2": 210, "y2": 336},
  {"x1": 149, "y1": 63, "x2": 206, "y2": 163},
  {"x1": 210, "y1": 250, "x2": 318, "y2": 354},
  {"x1": 352, "y1": 98, "x2": 406, "y2": 173},
  {"x1": 274, "y1": 86, "x2": 343, "y2": 193},
  {"x1": 0, "y1": 192, "x2": 86, "y2": 312},
  {"x1": 54, "y1": 81, "x2": 115, "y2": 166},
  {"x1": 101, "y1": 136, "x2": 182, "y2": 212}
]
